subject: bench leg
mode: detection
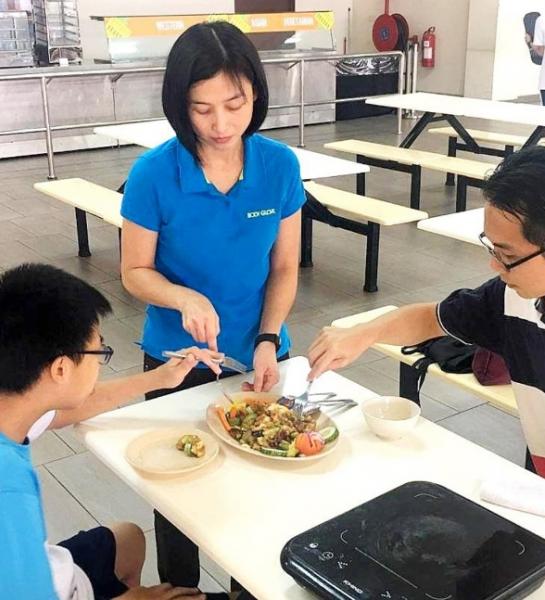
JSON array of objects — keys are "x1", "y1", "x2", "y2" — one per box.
[
  {"x1": 363, "y1": 222, "x2": 380, "y2": 293},
  {"x1": 300, "y1": 214, "x2": 313, "y2": 268},
  {"x1": 446, "y1": 136, "x2": 456, "y2": 187},
  {"x1": 356, "y1": 172, "x2": 366, "y2": 196},
  {"x1": 456, "y1": 176, "x2": 468, "y2": 212},
  {"x1": 410, "y1": 165, "x2": 422, "y2": 210},
  {"x1": 399, "y1": 362, "x2": 421, "y2": 405},
  {"x1": 75, "y1": 208, "x2": 91, "y2": 258}
]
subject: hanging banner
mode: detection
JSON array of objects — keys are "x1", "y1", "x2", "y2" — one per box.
[{"x1": 103, "y1": 12, "x2": 334, "y2": 39}]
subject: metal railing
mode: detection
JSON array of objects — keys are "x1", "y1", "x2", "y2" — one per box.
[{"x1": 0, "y1": 50, "x2": 405, "y2": 179}]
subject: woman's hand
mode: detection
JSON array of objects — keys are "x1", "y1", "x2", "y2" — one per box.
[
  {"x1": 242, "y1": 342, "x2": 279, "y2": 393},
  {"x1": 115, "y1": 583, "x2": 205, "y2": 599},
  {"x1": 155, "y1": 347, "x2": 223, "y2": 389},
  {"x1": 178, "y1": 290, "x2": 220, "y2": 351}
]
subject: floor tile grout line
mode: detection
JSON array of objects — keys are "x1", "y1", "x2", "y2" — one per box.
[{"x1": 43, "y1": 461, "x2": 102, "y2": 528}]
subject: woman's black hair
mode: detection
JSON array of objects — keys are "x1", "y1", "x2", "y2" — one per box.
[
  {"x1": 483, "y1": 146, "x2": 545, "y2": 247},
  {"x1": 162, "y1": 21, "x2": 269, "y2": 162}
]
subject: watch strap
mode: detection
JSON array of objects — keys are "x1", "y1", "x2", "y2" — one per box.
[{"x1": 254, "y1": 333, "x2": 280, "y2": 351}]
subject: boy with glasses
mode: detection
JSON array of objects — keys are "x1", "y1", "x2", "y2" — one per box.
[
  {"x1": 0, "y1": 263, "x2": 221, "y2": 599},
  {"x1": 308, "y1": 146, "x2": 545, "y2": 477}
]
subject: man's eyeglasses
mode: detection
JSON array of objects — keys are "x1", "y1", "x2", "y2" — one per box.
[
  {"x1": 73, "y1": 343, "x2": 114, "y2": 366},
  {"x1": 478, "y1": 233, "x2": 545, "y2": 271}
]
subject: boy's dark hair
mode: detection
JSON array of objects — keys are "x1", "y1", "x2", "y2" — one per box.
[
  {"x1": 162, "y1": 21, "x2": 269, "y2": 162},
  {"x1": 0, "y1": 263, "x2": 111, "y2": 394},
  {"x1": 483, "y1": 146, "x2": 545, "y2": 248}
]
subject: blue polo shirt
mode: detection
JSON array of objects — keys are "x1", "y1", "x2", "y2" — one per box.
[{"x1": 121, "y1": 133, "x2": 306, "y2": 368}]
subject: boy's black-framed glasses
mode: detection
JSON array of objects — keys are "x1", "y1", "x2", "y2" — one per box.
[
  {"x1": 73, "y1": 344, "x2": 114, "y2": 366},
  {"x1": 478, "y1": 232, "x2": 545, "y2": 271}
]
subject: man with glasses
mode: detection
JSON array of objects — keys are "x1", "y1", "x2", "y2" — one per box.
[
  {"x1": 0, "y1": 263, "x2": 221, "y2": 599},
  {"x1": 308, "y1": 146, "x2": 545, "y2": 477}
]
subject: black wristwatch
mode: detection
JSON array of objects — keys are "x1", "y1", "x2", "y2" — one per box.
[{"x1": 254, "y1": 333, "x2": 281, "y2": 351}]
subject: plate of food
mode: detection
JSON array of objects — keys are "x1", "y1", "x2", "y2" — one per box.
[
  {"x1": 125, "y1": 428, "x2": 219, "y2": 475},
  {"x1": 206, "y1": 392, "x2": 340, "y2": 461}
]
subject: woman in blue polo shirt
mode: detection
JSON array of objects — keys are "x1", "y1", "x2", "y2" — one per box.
[{"x1": 120, "y1": 21, "x2": 305, "y2": 596}]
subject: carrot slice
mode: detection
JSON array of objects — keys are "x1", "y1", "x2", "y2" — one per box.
[{"x1": 216, "y1": 407, "x2": 232, "y2": 432}]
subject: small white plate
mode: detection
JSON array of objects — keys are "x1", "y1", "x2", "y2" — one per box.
[
  {"x1": 206, "y1": 392, "x2": 339, "y2": 462},
  {"x1": 125, "y1": 427, "x2": 219, "y2": 475}
]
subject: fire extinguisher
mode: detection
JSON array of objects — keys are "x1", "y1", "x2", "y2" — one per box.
[{"x1": 422, "y1": 26, "x2": 436, "y2": 68}]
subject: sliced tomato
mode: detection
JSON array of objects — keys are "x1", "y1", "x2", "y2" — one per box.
[{"x1": 295, "y1": 432, "x2": 325, "y2": 456}]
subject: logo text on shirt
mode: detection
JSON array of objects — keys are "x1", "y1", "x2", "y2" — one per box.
[{"x1": 247, "y1": 208, "x2": 276, "y2": 219}]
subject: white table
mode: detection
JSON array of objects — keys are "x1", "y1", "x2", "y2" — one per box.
[
  {"x1": 417, "y1": 207, "x2": 484, "y2": 246},
  {"x1": 367, "y1": 92, "x2": 545, "y2": 151},
  {"x1": 77, "y1": 356, "x2": 545, "y2": 600},
  {"x1": 93, "y1": 121, "x2": 369, "y2": 181}
]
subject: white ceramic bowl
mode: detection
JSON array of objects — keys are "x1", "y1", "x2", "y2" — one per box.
[{"x1": 362, "y1": 396, "x2": 421, "y2": 440}]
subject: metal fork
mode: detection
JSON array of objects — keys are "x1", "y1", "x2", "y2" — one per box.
[{"x1": 216, "y1": 374, "x2": 235, "y2": 404}]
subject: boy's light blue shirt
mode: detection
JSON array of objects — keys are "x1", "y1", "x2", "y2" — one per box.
[
  {"x1": 121, "y1": 133, "x2": 306, "y2": 367},
  {"x1": 0, "y1": 432, "x2": 57, "y2": 598}
]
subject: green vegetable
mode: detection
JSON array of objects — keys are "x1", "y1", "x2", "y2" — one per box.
[
  {"x1": 259, "y1": 447, "x2": 288, "y2": 457},
  {"x1": 319, "y1": 426, "x2": 339, "y2": 444},
  {"x1": 287, "y1": 441, "x2": 299, "y2": 457}
]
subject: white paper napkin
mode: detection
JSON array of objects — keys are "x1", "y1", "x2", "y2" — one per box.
[{"x1": 480, "y1": 475, "x2": 545, "y2": 517}]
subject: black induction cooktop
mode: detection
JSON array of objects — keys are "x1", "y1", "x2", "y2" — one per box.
[{"x1": 281, "y1": 482, "x2": 545, "y2": 600}]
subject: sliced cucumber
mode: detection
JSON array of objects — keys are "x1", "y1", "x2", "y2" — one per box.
[
  {"x1": 259, "y1": 447, "x2": 288, "y2": 457},
  {"x1": 319, "y1": 426, "x2": 339, "y2": 444}
]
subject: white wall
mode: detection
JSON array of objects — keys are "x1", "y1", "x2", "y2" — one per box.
[
  {"x1": 464, "y1": 0, "x2": 499, "y2": 99},
  {"x1": 352, "y1": 0, "x2": 470, "y2": 95},
  {"x1": 491, "y1": 0, "x2": 543, "y2": 100}
]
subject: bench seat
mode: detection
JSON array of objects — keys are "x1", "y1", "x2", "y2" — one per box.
[
  {"x1": 324, "y1": 139, "x2": 494, "y2": 212},
  {"x1": 302, "y1": 183, "x2": 427, "y2": 293},
  {"x1": 428, "y1": 126, "x2": 545, "y2": 149},
  {"x1": 34, "y1": 178, "x2": 122, "y2": 257}
]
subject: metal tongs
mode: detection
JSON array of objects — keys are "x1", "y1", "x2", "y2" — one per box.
[{"x1": 278, "y1": 381, "x2": 357, "y2": 418}]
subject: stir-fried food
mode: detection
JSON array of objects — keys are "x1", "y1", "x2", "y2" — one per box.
[
  {"x1": 215, "y1": 400, "x2": 338, "y2": 457},
  {"x1": 176, "y1": 434, "x2": 205, "y2": 458}
]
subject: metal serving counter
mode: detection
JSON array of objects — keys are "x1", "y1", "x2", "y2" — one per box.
[
  {"x1": 0, "y1": 51, "x2": 335, "y2": 158},
  {"x1": 0, "y1": 10, "x2": 341, "y2": 158},
  {"x1": 0, "y1": 61, "x2": 161, "y2": 158}
]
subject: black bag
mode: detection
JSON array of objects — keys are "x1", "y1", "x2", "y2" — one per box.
[
  {"x1": 401, "y1": 336, "x2": 476, "y2": 394},
  {"x1": 524, "y1": 12, "x2": 543, "y2": 66}
]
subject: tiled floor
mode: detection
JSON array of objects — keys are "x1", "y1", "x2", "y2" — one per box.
[{"x1": 1, "y1": 111, "x2": 531, "y2": 592}]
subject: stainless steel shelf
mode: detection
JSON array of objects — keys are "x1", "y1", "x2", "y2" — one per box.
[
  {"x1": 0, "y1": 11, "x2": 33, "y2": 67},
  {"x1": 31, "y1": 0, "x2": 81, "y2": 64}
]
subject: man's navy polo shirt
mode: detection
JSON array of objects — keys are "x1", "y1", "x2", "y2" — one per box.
[
  {"x1": 121, "y1": 133, "x2": 306, "y2": 368},
  {"x1": 437, "y1": 277, "x2": 545, "y2": 476}
]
